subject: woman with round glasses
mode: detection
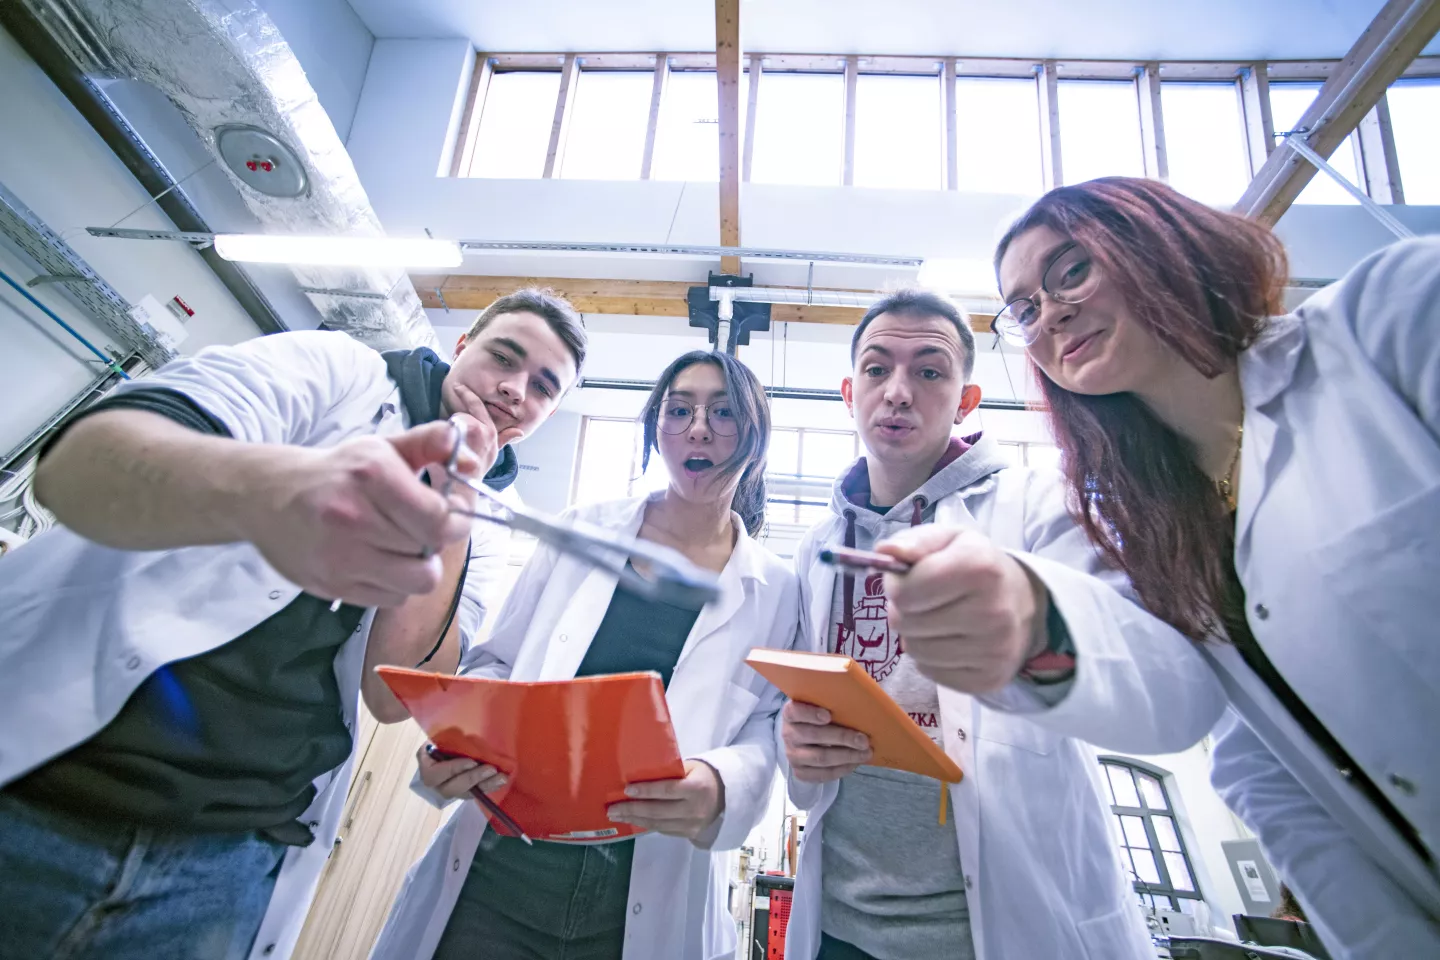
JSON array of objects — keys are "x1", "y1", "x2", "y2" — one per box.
[
  {"x1": 990, "y1": 176, "x2": 1440, "y2": 957},
  {"x1": 371, "y1": 350, "x2": 800, "y2": 960}
]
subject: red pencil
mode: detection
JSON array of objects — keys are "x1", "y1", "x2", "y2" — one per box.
[{"x1": 818, "y1": 545, "x2": 912, "y2": 574}]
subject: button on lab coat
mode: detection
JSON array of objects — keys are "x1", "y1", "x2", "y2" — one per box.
[
  {"x1": 369, "y1": 493, "x2": 801, "y2": 960},
  {"x1": 1203, "y1": 238, "x2": 1440, "y2": 957},
  {"x1": 0, "y1": 331, "x2": 511, "y2": 960},
  {"x1": 781, "y1": 463, "x2": 1227, "y2": 960}
]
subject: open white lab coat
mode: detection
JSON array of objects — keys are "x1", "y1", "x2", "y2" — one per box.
[
  {"x1": 369, "y1": 493, "x2": 801, "y2": 960},
  {"x1": 1203, "y1": 237, "x2": 1440, "y2": 958},
  {"x1": 782, "y1": 464, "x2": 1228, "y2": 960},
  {"x1": 0, "y1": 331, "x2": 511, "y2": 960}
]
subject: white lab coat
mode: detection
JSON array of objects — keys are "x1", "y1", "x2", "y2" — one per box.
[
  {"x1": 0, "y1": 330, "x2": 511, "y2": 960},
  {"x1": 1202, "y1": 237, "x2": 1440, "y2": 958},
  {"x1": 370, "y1": 493, "x2": 801, "y2": 960},
  {"x1": 783, "y1": 464, "x2": 1228, "y2": 960}
]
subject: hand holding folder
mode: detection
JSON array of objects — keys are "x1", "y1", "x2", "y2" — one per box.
[
  {"x1": 379, "y1": 666, "x2": 687, "y2": 843},
  {"x1": 746, "y1": 648, "x2": 963, "y2": 783}
]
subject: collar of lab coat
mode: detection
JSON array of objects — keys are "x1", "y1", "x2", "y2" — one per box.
[
  {"x1": 1239, "y1": 312, "x2": 1307, "y2": 408},
  {"x1": 603, "y1": 491, "x2": 771, "y2": 588}
]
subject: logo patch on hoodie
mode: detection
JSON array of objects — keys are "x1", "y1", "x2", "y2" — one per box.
[{"x1": 835, "y1": 572, "x2": 902, "y2": 683}]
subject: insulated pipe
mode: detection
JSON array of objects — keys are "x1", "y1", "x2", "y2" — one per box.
[{"x1": 0, "y1": 267, "x2": 129, "y2": 379}]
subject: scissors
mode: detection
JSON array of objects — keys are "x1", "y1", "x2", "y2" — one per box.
[{"x1": 435, "y1": 417, "x2": 721, "y2": 609}]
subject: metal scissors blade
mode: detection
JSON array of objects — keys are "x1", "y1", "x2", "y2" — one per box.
[{"x1": 438, "y1": 418, "x2": 721, "y2": 609}]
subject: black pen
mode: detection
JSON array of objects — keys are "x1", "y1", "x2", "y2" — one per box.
[{"x1": 425, "y1": 744, "x2": 533, "y2": 845}]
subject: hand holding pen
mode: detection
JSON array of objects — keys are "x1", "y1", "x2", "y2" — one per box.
[
  {"x1": 821, "y1": 528, "x2": 1056, "y2": 696},
  {"x1": 419, "y1": 743, "x2": 532, "y2": 844}
]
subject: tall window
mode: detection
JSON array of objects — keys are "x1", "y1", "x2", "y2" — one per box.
[
  {"x1": 764, "y1": 427, "x2": 859, "y2": 526},
  {"x1": 559, "y1": 71, "x2": 653, "y2": 180},
  {"x1": 751, "y1": 72, "x2": 845, "y2": 186},
  {"x1": 572, "y1": 418, "x2": 667, "y2": 503},
  {"x1": 1387, "y1": 80, "x2": 1440, "y2": 204},
  {"x1": 653, "y1": 71, "x2": 720, "y2": 181},
  {"x1": 1099, "y1": 758, "x2": 1203, "y2": 913},
  {"x1": 468, "y1": 71, "x2": 562, "y2": 179},
  {"x1": 1161, "y1": 82, "x2": 1249, "y2": 205},
  {"x1": 1058, "y1": 80, "x2": 1145, "y2": 184},
  {"x1": 954, "y1": 77, "x2": 1044, "y2": 195},
  {"x1": 1268, "y1": 83, "x2": 1362, "y2": 205},
  {"x1": 853, "y1": 74, "x2": 944, "y2": 190}
]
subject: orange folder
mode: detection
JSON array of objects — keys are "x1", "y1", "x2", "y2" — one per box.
[
  {"x1": 378, "y1": 666, "x2": 686, "y2": 843},
  {"x1": 745, "y1": 648, "x2": 963, "y2": 783}
]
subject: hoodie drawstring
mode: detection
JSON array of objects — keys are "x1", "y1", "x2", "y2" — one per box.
[{"x1": 841, "y1": 509, "x2": 857, "y2": 633}]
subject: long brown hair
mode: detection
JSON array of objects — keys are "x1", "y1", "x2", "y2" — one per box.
[{"x1": 993, "y1": 178, "x2": 1288, "y2": 641}]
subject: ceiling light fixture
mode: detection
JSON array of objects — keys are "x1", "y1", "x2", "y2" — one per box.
[
  {"x1": 915, "y1": 258, "x2": 1000, "y2": 296},
  {"x1": 211, "y1": 234, "x2": 463, "y2": 269}
]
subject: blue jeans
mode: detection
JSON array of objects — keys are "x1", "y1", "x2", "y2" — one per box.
[{"x1": 0, "y1": 792, "x2": 286, "y2": 960}]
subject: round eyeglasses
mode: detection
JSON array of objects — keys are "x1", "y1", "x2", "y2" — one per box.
[
  {"x1": 659, "y1": 401, "x2": 738, "y2": 437},
  {"x1": 992, "y1": 242, "x2": 1100, "y2": 347}
]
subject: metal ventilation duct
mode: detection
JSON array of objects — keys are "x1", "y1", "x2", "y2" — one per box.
[{"x1": 21, "y1": 0, "x2": 437, "y2": 351}]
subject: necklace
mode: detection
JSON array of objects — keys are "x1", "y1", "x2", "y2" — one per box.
[{"x1": 1215, "y1": 422, "x2": 1244, "y2": 511}]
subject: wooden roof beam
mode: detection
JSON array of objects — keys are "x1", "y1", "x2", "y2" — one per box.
[
  {"x1": 716, "y1": 0, "x2": 743, "y2": 274},
  {"x1": 411, "y1": 274, "x2": 996, "y2": 331},
  {"x1": 1234, "y1": 0, "x2": 1440, "y2": 224}
]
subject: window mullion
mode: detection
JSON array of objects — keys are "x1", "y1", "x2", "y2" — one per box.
[
  {"x1": 640, "y1": 56, "x2": 670, "y2": 180},
  {"x1": 943, "y1": 58, "x2": 959, "y2": 190},
  {"x1": 1136, "y1": 62, "x2": 1168, "y2": 180},
  {"x1": 1036, "y1": 60, "x2": 1063, "y2": 188},
  {"x1": 1356, "y1": 93, "x2": 1406, "y2": 203},
  {"x1": 543, "y1": 54, "x2": 581, "y2": 178},
  {"x1": 744, "y1": 55, "x2": 763, "y2": 182}
]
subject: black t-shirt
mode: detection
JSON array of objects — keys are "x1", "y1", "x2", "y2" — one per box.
[{"x1": 8, "y1": 387, "x2": 361, "y2": 845}]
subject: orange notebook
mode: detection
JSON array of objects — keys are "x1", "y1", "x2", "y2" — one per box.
[
  {"x1": 378, "y1": 666, "x2": 686, "y2": 843},
  {"x1": 745, "y1": 648, "x2": 963, "y2": 783}
]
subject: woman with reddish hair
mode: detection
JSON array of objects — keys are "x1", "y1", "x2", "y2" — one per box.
[{"x1": 988, "y1": 177, "x2": 1439, "y2": 958}]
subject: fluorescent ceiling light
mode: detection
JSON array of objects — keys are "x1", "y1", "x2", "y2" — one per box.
[
  {"x1": 212, "y1": 234, "x2": 463, "y2": 268},
  {"x1": 916, "y1": 258, "x2": 998, "y2": 296}
]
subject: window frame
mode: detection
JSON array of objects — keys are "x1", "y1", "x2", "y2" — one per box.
[
  {"x1": 1098, "y1": 756, "x2": 1204, "y2": 913},
  {"x1": 450, "y1": 50, "x2": 1440, "y2": 203}
]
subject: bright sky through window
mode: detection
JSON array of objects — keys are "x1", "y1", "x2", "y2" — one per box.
[
  {"x1": 1058, "y1": 80, "x2": 1145, "y2": 184},
  {"x1": 1161, "y1": 83, "x2": 1249, "y2": 206},
  {"x1": 853, "y1": 74, "x2": 943, "y2": 190},
  {"x1": 751, "y1": 73, "x2": 845, "y2": 186},
  {"x1": 1268, "y1": 83, "x2": 1361, "y2": 205},
  {"x1": 954, "y1": 78, "x2": 1043, "y2": 195},
  {"x1": 653, "y1": 71, "x2": 720, "y2": 181},
  {"x1": 560, "y1": 72, "x2": 652, "y2": 180},
  {"x1": 470, "y1": 72, "x2": 562, "y2": 178},
  {"x1": 1387, "y1": 80, "x2": 1440, "y2": 204}
]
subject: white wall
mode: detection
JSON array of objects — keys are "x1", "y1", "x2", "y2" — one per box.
[
  {"x1": 257, "y1": 0, "x2": 375, "y2": 143},
  {"x1": 0, "y1": 23, "x2": 264, "y2": 456}
]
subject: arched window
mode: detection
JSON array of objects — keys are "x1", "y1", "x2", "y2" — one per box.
[{"x1": 1098, "y1": 757, "x2": 1203, "y2": 913}]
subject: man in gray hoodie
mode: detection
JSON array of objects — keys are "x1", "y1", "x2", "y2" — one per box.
[{"x1": 776, "y1": 289, "x2": 1225, "y2": 960}]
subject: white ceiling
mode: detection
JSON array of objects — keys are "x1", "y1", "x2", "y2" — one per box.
[{"x1": 345, "y1": 0, "x2": 1440, "y2": 62}]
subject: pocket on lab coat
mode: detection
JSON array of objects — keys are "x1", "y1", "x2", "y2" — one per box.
[
  {"x1": 1315, "y1": 482, "x2": 1440, "y2": 692},
  {"x1": 717, "y1": 682, "x2": 762, "y2": 745}
]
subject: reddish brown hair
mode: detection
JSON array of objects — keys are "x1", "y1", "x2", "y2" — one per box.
[{"x1": 993, "y1": 178, "x2": 1288, "y2": 641}]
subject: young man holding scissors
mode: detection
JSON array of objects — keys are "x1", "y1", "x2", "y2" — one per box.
[
  {"x1": 778, "y1": 289, "x2": 1226, "y2": 959},
  {"x1": 0, "y1": 290, "x2": 585, "y2": 960}
]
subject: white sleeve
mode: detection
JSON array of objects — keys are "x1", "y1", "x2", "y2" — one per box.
[
  {"x1": 108, "y1": 330, "x2": 387, "y2": 446},
  {"x1": 454, "y1": 514, "x2": 570, "y2": 682},
  {"x1": 1209, "y1": 710, "x2": 1440, "y2": 958},
  {"x1": 454, "y1": 520, "x2": 511, "y2": 660},
  {"x1": 1301, "y1": 236, "x2": 1440, "y2": 437},
  {"x1": 690, "y1": 573, "x2": 802, "y2": 851},
  {"x1": 778, "y1": 527, "x2": 825, "y2": 811},
  {"x1": 983, "y1": 468, "x2": 1227, "y2": 755}
]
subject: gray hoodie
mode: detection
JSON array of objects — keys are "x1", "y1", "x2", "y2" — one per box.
[{"x1": 818, "y1": 434, "x2": 1009, "y2": 960}]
